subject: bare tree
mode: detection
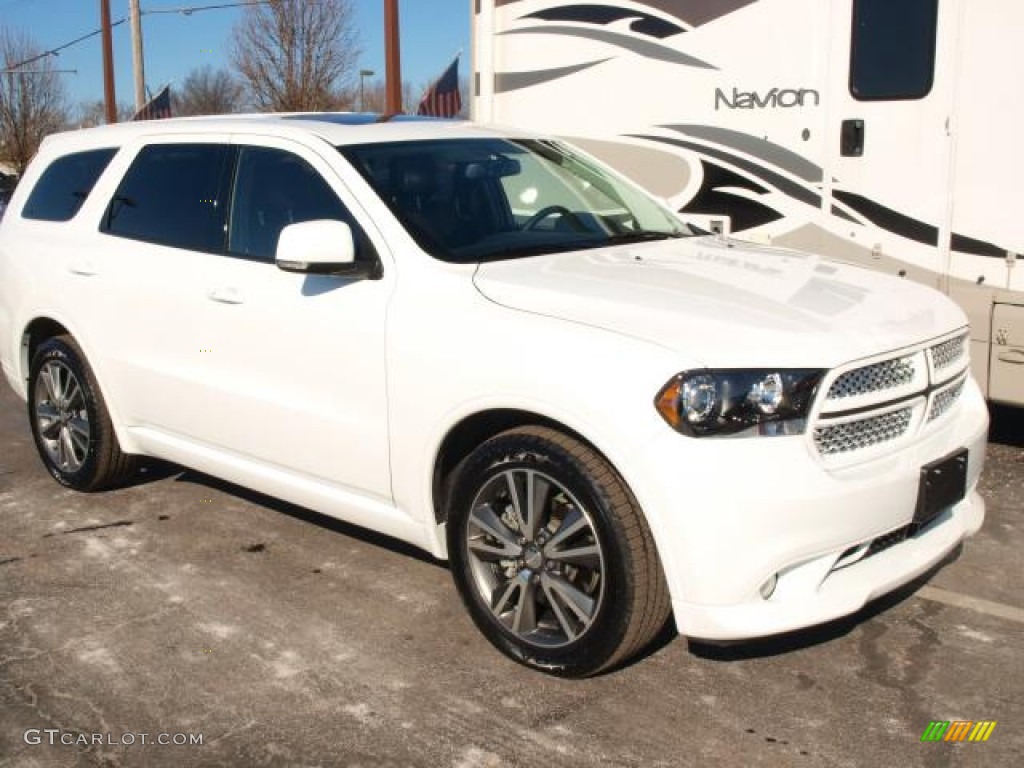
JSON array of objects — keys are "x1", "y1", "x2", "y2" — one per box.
[
  {"x1": 174, "y1": 66, "x2": 245, "y2": 116},
  {"x1": 0, "y1": 28, "x2": 69, "y2": 175},
  {"x1": 76, "y1": 100, "x2": 134, "y2": 128},
  {"x1": 231, "y1": 0, "x2": 361, "y2": 112},
  {"x1": 357, "y1": 79, "x2": 415, "y2": 114}
]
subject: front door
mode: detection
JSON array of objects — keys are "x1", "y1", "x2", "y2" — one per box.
[{"x1": 195, "y1": 137, "x2": 394, "y2": 500}]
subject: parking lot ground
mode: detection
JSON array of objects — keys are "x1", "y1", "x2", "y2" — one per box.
[{"x1": 1, "y1": 384, "x2": 1022, "y2": 768}]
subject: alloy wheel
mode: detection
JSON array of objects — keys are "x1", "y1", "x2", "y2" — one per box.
[
  {"x1": 464, "y1": 468, "x2": 605, "y2": 648},
  {"x1": 34, "y1": 360, "x2": 91, "y2": 472}
]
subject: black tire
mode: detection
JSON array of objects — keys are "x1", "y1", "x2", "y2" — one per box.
[
  {"x1": 27, "y1": 335, "x2": 136, "y2": 491},
  {"x1": 447, "y1": 426, "x2": 671, "y2": 677}
]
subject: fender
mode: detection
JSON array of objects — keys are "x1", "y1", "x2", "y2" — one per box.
[
  {"x1": 14, "y1": 307, "x2": 141, "y2": 456},
  {"x1": 411, "y1": 393, "x2": 687, "y2": 603}
]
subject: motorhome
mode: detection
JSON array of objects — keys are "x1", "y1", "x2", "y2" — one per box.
[{"x1": 472, "y1": 0, "x2": 1023, "y2": 406}]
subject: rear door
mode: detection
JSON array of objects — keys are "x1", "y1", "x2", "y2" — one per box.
[{"x1": 92, "y1": 136, "x2": 236, "y2": 435}]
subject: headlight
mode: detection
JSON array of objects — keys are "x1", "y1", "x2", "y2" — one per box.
[{"x1": 655, "y1": 369, "x2": 825, "y2": 437}]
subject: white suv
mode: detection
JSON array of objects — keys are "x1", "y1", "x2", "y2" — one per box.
[{"x1": 0, "y1": 115, "x2": 988, "y2": 676}]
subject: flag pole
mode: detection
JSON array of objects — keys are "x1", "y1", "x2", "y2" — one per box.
[{"x1": 384, "y1": 0, "x2": 402, "y2": 114}]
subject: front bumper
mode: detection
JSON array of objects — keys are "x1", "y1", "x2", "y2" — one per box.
[
  {"x1": 673, "y1": 490, "x2": 982, "y2": 640},
  {"x1": 624, "y1": 376, "x2": 989, "y2": 641}
]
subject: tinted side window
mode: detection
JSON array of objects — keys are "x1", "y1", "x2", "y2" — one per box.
[
  {"x1": 22, "y1": 148, "x2": 117, "y2": 222},
  {"x1": 102, "y1": 143, "x2": 232, "y2": 252},
  {"x1": 850, "y1": 0, "x2": 938, "y2": 101},
  {"x1": 228, "y1": 146, "x2": 362, "y2": 262}
]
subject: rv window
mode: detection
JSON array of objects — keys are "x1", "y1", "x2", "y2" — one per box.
[{"x1": 850, "y1": 0, "x2": 938, "y2": 101}]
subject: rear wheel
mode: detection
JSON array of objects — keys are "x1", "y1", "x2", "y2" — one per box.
[
  {"x1": 28, "y1": 335, "x2": 136, "y2": 491},
  {"x1": 448, "y1": 426, "x2": 671, "y2": 677}
]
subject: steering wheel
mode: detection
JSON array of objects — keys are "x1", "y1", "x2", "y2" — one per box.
[{"x1": 522, "y1": 205, "x2": 588, "y2": 232}]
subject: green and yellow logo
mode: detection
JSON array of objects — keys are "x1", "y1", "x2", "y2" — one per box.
[{"x1": 921, "y1": 720, "x2": 997, "y2": 742}]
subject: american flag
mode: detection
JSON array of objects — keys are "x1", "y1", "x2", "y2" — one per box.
[
  {"x1": 417, "y1": 57, "x2": 462, "y2": 118},
  {"x1": 132, "y1": 85, "x2": 172, "y2": 121}
]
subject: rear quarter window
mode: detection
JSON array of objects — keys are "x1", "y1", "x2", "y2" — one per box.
[{"x1": 21, "y1": 148, "x2": 118, "y2": 222}]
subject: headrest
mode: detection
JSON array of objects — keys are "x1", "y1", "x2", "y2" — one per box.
[{"x1": 390, "y1": 155, "x2": 438, "y2": 196}]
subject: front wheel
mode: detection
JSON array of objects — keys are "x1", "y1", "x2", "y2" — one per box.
[
  {"x1": 448, "y1": 426, "x2": 671, "y2": 677},
  {"x1": 28, "y1": 335, "x2": 136, "y2": 491}
]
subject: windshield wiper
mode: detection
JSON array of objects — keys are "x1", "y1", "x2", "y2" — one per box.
[
  {"x1": 471, "y1": 230, "x2": 693, "y2": 262},
  {"x1": 604, "y1": 231, "x2": 687, "y2": 244},
  {"x1": 475, "y1": 242, "x2": 597, "y2": 261}
]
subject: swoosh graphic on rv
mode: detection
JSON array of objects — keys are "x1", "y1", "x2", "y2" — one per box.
[
  {"x1": 499, "y1": 25, "x2": 717, "y2": 69},
  {"x1": 495, "y1": 0, "x2": 760, "y2": 29},
  {"x1": 834, "y1": 191, "x2": 1009, "y2": 258},
  {"x1": 522, "y1": 5, "x2": 686, "y2": 38},
  {"x1": 635, "y1": 135, "x2": 820, "y2": 208},
  {"x1": 663, "y1": 125, "x2": 824, "y2": 183},
  {"x1": 634, "y1": 134, "x2": 859, "y2": 230},
  {"x1": 495, "y1": 59, "x2": 612, "y2": 93},
  {"x1": 638, "y1": 135, "x2": 1007, "y2": 257},
  {"x1": 682, "y1": 159, "x2": 784, "y2": 232}
]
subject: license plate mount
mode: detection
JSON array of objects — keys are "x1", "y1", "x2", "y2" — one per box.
[{"x1": 912, "y1": 448, "x2": 968, "y2": 531}]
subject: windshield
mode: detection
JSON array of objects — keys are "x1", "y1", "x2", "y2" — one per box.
[{"x1": 339, "y1": 138, "x2": 699, "y2": 263}]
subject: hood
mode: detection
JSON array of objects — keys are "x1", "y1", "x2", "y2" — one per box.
[{"x1": 472, "y1": 237, "x2": 967, "y2": 369}]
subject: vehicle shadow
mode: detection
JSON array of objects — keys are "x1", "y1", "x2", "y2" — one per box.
[
  {"x1": 119, "y1": 458, "x2": 182, "y2": 489},
  {"x1": 988, "y1": 403, "x2": 1024, "y2": 448},
  {"x1": 170, "y1": 466, "x2": 446, "y2": 569},
  {"x1": 126, "y1": 447, "x2": 983, "y2": 674}
]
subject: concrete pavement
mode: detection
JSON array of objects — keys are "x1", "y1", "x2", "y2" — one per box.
[{"x1": 1, "y1": 386, "x2": 1021, "y2": 767}]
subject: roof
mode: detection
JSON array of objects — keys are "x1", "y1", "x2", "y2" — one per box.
[{"x1": 38, "y1": 113, "x2": 526, "y2": 154}]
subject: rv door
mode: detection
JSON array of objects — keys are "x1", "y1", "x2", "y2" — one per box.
[{"x1": 825, "y1": 0, "x2": 956, "y2": 289}]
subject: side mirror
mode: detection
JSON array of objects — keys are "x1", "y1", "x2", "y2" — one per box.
[{"x1": 275, "y1": 219, "x2": 381, "y2": 279}]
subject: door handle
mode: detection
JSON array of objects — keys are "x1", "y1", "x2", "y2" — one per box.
[
  {"x1": 841, "y1": 119, "x2": 865, "y2": 157},
  {"x1": 68, "y1": 262, "x2": 98, "y2": 277},
  {"x1": 997, "y1": 348, "x2": 1024, "y2": 365},
  {"x1": 207, "y1": 286, "x2": 244, "y2": 305}
]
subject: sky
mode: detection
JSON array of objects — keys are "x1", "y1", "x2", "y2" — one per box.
[{"x1": 0, "y1": 0, "x2": 471, "y2": 112}]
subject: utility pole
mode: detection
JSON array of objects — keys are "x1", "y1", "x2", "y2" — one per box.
[
  {"x1": 129, "y1": 0, "x2": 146, "y2": 112},
  {"x1": 384, "y1": 0, "x2": 402, "y2": 114},
  {"x1": 100, "y1": 0, "x2": 117, "y2": 123}
]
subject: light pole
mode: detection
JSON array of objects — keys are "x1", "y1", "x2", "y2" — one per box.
[{"x1": 359, "y1": 69, "x2": 374, "y2": 112}]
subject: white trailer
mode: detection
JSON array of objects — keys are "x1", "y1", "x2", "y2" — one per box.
[{"x1": 473, "y1": 0, "x2": 1024, "y2": 406}]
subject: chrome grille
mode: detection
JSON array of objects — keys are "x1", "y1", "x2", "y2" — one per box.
[
  {"x1": 930, "y1": 334, "x2": 967, "y2": 372},
  {"x1": 826, "y1": 356, "x2": 916, "y2": 400},
  {"x1": 814, "y1": 333, "x2": 969, "y2": 461},
  {"x1": 813, "y1": 408, "x2": 913, "y2": 456},
  {"x1": 929, "y1": 377, "x2": 966, "y2": 422}
]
